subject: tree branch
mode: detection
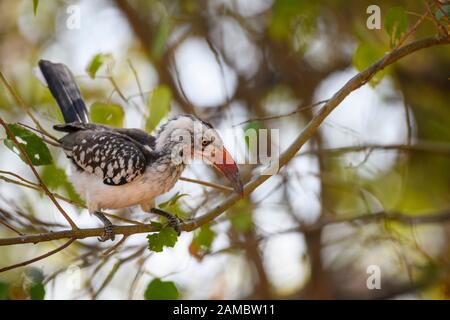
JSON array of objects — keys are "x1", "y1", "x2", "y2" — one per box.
[
  {"x1": 0, "y1": 35, "x2": 448, "y2": 267},
  {"x1": 297, "y1": 209, "x2": 450, "y2": 233},
  {"x1": 0, "y1": 114, "x2": 78, "y2": 229},
  {"x1": 189, "y1": 35, "x2": 450, "y2": 229},
  {"x1": 297, "y1": 142, "x2": 450, "y2": 158},
  {"x1": 0, "y1": 238, "x2": 76, "y2": 273},
  {"x1": 1, "y1": 208, "x2": 449, "y2": 248},
  {"x1": 0, "y1": 72, "x2": 58, "y2": 141},
  {"x1": 233, "y1": 99, "x2": 329, "y2": 127}
]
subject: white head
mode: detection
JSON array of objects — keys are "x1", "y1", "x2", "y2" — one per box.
[{"x1": 155, "y1": 115, "x2": 243, "y2": 195}]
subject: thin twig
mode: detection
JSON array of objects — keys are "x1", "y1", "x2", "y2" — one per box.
[
  {"x1": 17, "y1": 122, "x2": 60, "y2": 143},
  {"x1": 191, "y1": 35, "x2": 450, "y2": 229},
  {"x1": 427, "y1": 1, "x2": 448, "y2": 35},
  {"x1": 0, "y1": 114, "x2": 78, "y2": 229},
  {"x1": 103, "y1": 213, "x2": 145, "y2": 225},
  {"x1": 0, "y1": 170, "x2": 40, "y2": 187},
  {"x1": 0, "y1": 71, "x2": 58, "y2": 141},
  {"x1": 0, "y1": 238, "x2": 76, "y2": 273},
  {"x1": 0, "y1": 35, "x2": 447, "y2": 268},
  {"x1": 179, "y1": 176, "x2": 234, "y2": 192},
  {"x1": 434, "y1": 0, "x2": 450, "y2": 26},
  {"x1": 0, "y1": 209, "x2": 449, "y2": 251},
  {"x1": 108, "y1": 76, "x2": 128, "y2": 104},
  {"x1": 92, "y1": 247, "x2": 145, "y2": 299},
  {"x1": 233, "y1": 99, "x2": 329, "y2": 127},
  {"x1": 102, "y1": 235, "x2": 128, "y2": 257},
  {"x1": 394, "y1": 9, "x2": 429, "y2": 49},
  {"x1": 127, "y1": 59, "x2": 146, "y2": 105},
  {"x1": 0, "y1": 171, "x2": 143, "y2": 226},
  {"x1": 296, "y1": 142, "x2": 450, "y2": 158},
  {"x1": 0, "y1": 174, "x2": 37, "y2": 190},
  {"x1": 0, "y1": 219, "x2": 24, "y2": 236}
]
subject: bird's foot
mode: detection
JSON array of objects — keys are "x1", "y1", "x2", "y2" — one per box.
[
  {"x1": 94, "y1": 211, "x2": 116, "y2": 242},
  {"x1": 151, "y1": 208, "x2": 182, "y2": 235},
  {"x1": 98, "y1": 223, "x2": 115, "y2": 242},
  {"x1": 165, "y1": 215, "x2": 182, "y2": 236}
]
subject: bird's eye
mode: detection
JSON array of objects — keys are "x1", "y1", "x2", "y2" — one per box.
[{"x1": 202, "y1": 139, "x2": 209, "y2": 147}]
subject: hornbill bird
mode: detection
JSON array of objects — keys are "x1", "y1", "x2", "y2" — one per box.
[{"x1": 38, "y1": 60, "x2": 243, "y2": 241}]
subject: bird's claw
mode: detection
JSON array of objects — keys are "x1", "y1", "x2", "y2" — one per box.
[
  {"x1": 166, "y1": 215, "x2": 182, "y2": 236},
  {"x1": 150, "y1": 208, "x2": 182, "y2": 235},
  {"x1": 97, "y1": 224, "x2": 115, "y2": 242}
]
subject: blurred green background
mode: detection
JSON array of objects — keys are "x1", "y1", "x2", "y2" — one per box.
[{"x1": 0, "y1": 0, "x2": 449, "y2": 299}]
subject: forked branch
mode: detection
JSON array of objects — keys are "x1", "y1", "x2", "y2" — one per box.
[{"x1": 0, "y1": 34, "x2": 449, "y2": 272}]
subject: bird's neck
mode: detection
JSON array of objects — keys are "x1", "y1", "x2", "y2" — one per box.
[
  {"x1": 152, "y1": 124, "x2": 192, "y2": 174},
  {"x1": 154, "y1": 135, "x2": 178, "y2": 152},
  {"x1": 152, "y1": 135, "x2": 186, "y2": 171},
  {"x1": 148, "y1": 150, "x2": 186, "y2": 187}
]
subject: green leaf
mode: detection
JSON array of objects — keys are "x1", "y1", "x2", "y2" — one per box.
[
  {"x1": 33, "y1": 0, "x2": 39, "y2": 16},
  {"x1": 0, "y1": 282, "x2": 9, "y2": 300},
  {"x1": 86, "y1": 53, "x2": 113, "y2": 79},
  {"x1": 147, "y1": 226, "x2": 178, "y2": 252},
  {"x1": 230, "y1": 211, "x2": 253, "y2": 233},
  {"x1": 151, "y1": 16, "x2": 171, "y2": 60},
  {"x1": 28, "y1": 283, "x2": 45, "y2": 300},
  {"x1": 229, "y1": 199, "x2": 253, "y2": 233},
  {"x1": 144, "y1": 278, "x2": 179, "y2": 300},
  {"x1": 193, "y1": 224, "x2": 216, "y2": 250},
  {"x1": 41, "y1": 164, "x2": 83, "y2": 204},
  {"x1": 145, "y1": 85, "x2": 172, "y2": 133},
  {"x1": 158, "y1": 193, "x2": 189, "y2": 220},
  {"x1": 352, "y1": 42, "x2": 387, "y2": 86},
  {"x1": 4, "y1": 124, "x2": 53, "y2": 166},
  {"x1": 190, "y1": 224, "x2": 216, "y2": 259},
  {"x1": 384, "y1": 6, "x2": 408, "y2": 48},
  {"x1": 90, "y1": 102, "x2": 125, "y2": 128},
  {"x1": 435, "y1": 4, "x2": 450, "y2": 21},
  {"x1": 268, "y1": 0, "x2": 317, "y2": 48},
  {"x1": 150, "y1": 221, "x2": 163, "y2": 229}
]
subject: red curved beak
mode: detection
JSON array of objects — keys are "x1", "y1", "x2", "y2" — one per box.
[{"x1": 205, "y1": 147, "x2": 243, "y2": 196}]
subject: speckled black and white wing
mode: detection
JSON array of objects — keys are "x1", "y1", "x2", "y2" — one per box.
[{"x1": 65, "y1": 131, "x2": 147, "y2": 186}]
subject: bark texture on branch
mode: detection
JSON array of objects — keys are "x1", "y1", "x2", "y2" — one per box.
[
  {"x1": 0, "y1": 35, "x2": 449, "y2": 256},
  {"x1": 1, "y1": 209, "x2": 450, "y2": 247}
]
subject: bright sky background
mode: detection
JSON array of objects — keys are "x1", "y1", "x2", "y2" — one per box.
[{"x1": 2, "y1": 0, "x2": 412, "y2": 299}]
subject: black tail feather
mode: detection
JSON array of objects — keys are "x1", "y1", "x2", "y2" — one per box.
[{"x1": 38, "y1": 60, "x2": 89, "y2": 124}]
